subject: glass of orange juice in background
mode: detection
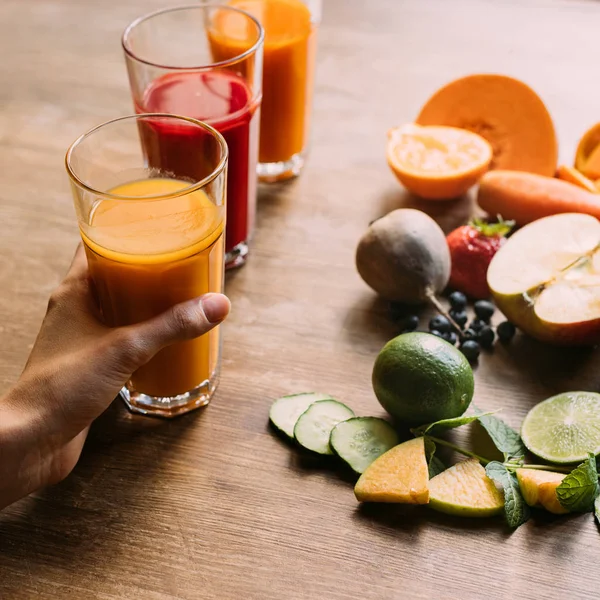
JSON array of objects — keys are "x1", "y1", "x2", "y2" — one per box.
[
  {"x1": 210, "y1": 0, "x2": 321, "y2": 182},
  {"x1": 66, "y1": 114, "x2": 228, "y2": 418}
]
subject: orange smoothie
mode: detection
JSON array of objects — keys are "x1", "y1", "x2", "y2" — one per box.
[
  {"x1": 209, "y1": 0, "x2": 316, "y2": 165},
  {"x1": 81, "y1": 178, "x2": 225, "y2": 398}
]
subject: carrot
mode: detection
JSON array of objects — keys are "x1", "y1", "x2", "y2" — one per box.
[{"x1": 477, "y1": 170, "x2": 600, "y2": 225}]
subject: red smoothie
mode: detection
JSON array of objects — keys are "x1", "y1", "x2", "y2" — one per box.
[{"x1": 136, "y1": 70, "x2": 258, "y2": 260}]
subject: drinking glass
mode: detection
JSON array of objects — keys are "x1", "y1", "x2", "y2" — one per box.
[
  {"x1": 66, "y1": 114, "x2": 228, "y2": 418},
  {"x1": 216, "y1": 0, "x2": 321, "y2": 181},
  {"x1": 123, "y1": 4, "x2": 263, "y2": 269}
]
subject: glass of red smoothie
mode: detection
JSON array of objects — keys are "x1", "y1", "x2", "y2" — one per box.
[{"x1": 122, "y1": 4, "x2": 263, "y2": 269}]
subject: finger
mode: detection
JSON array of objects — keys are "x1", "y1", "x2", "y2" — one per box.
[
  {"x1": 63, "y1": 243, "x2": 102, "y2": 316},
  {"x1": 52, "y1": 243, "x2": 100, "y2": 317},
  {"x1": 64, "y1": 243, "x2": 88, "y2": 282},
  {"x1": 45, "y1": 244, "x2": 93, "y2": 316},
  {"x1": 113, "y1": 293, "x2": 231, "y2": 369}
]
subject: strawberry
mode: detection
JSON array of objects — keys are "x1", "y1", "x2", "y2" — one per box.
[{"x1": 446, "y1": 218, "x2": 514, "y2": 299}]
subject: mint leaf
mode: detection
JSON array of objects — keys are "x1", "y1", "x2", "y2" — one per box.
[
  {"x1": 485, "y1": 461, "x2": 530, "y2": 528},
  {"x1": 556, "y1": 454, "x2": 599, "y2": 513},
  {"x1": 412, "y1": 411, "x2": 494, "y2": 436},
  {"x1": 424, "y1": 437, "x2": 436, "y2": 461},
  {"x1": 423, "y1": 438, "x2": 445, "y2": 478},
  {"x1": 428, "y1": 455, "x2": 446, "y2": 478},
  {"x1": 476, "y1": 411, "x2": 525, "y2": 460}
]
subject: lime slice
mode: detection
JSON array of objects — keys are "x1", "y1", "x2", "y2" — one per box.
[{"x1": 521, "y1": 391, "x2": 600, "y2": 464}]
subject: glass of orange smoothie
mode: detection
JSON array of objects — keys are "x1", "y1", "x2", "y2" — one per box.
[
  {"x1": 210, "y1": 0, "x2": 321, "y2": 181},
  {"x1": 65, "y1": 114, "x2": 228, "y2": 418}
]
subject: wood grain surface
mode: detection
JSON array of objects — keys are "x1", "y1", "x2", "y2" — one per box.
[{"x1": 1, "y1": 0, "x2": 600, "y2": 598}]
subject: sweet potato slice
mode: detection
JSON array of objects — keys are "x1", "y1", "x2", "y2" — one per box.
[
  {"x1": 556, "y1": 165, "x2": 598, "y2": 193},
  {"x1": 416, "y1": 74, "x2": 557, "y2": 177},
  {"x1": 581, "y1": 144, "x2": 600, "y2": 180},
  {"x1": 575, "y1": 122, "x2": 600, "y2": 177}
]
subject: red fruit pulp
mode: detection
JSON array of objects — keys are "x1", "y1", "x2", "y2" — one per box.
[{"x1": 136, "y1": 71, "x2": 258, "y2": 255}]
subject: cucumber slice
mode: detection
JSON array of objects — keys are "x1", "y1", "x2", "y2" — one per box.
[
  {"x1": 269, "y1": 393, "x2": 333, "y2": 439},
  {"x1": 294, "y1": 400, "x2": 355, "y2": 455},
  {"x1": 330, "y1": 417, "x2": 400, "y2": 473}
]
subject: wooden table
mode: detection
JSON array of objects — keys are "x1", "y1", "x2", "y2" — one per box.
[{"x1": 1, "y1": 0, "x2": 600, "y2": 598}]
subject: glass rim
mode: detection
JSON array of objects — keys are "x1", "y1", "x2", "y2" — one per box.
[
  {"x1": 122, "y1": 3, "x2": 265, "y2": 71},
  {"x1": 65, "y1": 113, "x2": 229, "y2": 201}
]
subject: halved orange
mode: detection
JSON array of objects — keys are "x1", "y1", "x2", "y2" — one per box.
[
  {"x1": 575, "y1": 122, "x2": 600, "y2": 179},
  {"x1": 386, "y1": 124, "x2": 492, "y2": 200},
  {"x1": 556, "y1": 164, "x2": 598, "y2": 193}
]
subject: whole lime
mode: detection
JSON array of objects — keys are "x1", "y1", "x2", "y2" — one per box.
[{"x1": 372, "y1": 332, "x2": 474, "y2": 426}]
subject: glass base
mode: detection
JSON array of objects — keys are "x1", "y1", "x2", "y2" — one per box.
[
  {"x1": 225, "y1": 240, "x2": 248, "y2": 270},
  {"x1": 257, "y1": 151, "x2": 305, "y2": 183},
  {"x1": 121, "y1": 374, "x2": 218, "y2": 418}
]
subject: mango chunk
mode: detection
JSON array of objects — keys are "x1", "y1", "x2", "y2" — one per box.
[
  {"x1": 516, "y1": 468, "x2": 567, "y2": 515},
  {"x1": 354, "y1": 437, "x2": 429, "y2": 504}
]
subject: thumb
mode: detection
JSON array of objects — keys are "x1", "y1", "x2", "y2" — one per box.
[{"x1": 114, "y1": 293, "x2": 231, "y2": 370}]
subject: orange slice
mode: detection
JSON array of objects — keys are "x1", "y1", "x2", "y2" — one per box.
[
  {"x1": 556, "y1": 164, "x2": 598, "y2": 193},
  {"x1": 386, "y1": 124, "x2": 492, "y2": 200},
  {"x1": 575, "y1": 122, "x2": 600, "y2": 179}
]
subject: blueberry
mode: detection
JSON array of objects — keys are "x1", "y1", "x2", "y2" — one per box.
[
  {"x1": 429, "y1": 315, "x2": 452, "y2": 333},
  {"x1": 443, "y1": 331, "x2": 458, "y2": 345},
  {"x1": 449, "y1": 309, "x2": 468, "y2": 328},
  {"x1": 474, "y1": 300, "x2": 495, "y2": 322},
  {"x1": 497, "y1": 321, "x2": 516, "y2": 342},
  {"x1": 462, "y1": 328, "x2": 478, "y2": 341},
  {"x1": 430, "y1": 329, "x2": 444, "y2": 339},
  {"x1": 449, "y1": 291, "x2": 467, "y2": 311},
  {"x1": 400, "y1": 314, "x2": 419, "y2": 332},
  {"x1": 460, "y1": 340, "x2": 481, "y2": 362},
  {"x1": 478, "y1": 325, "x2": 495, "y2": 349},
  {"x1": 469, "y1": 319, "x2": 486, "y2": 333}
]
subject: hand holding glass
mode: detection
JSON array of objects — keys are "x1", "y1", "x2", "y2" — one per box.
[{"x1": 66, "y1": 114, "x2": 228, "y2": 417}]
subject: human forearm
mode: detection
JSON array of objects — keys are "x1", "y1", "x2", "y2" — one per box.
[
  {"x1": 0, "y1": 383, "x2": 55, "y2": 510},
  {"x1": 0, "y1": 245, "x2": 230, "y2": 510}
]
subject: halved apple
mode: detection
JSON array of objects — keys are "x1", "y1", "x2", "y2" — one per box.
[{"x1": 487, "y1": 213, "x2": 600, "y2": 345}]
